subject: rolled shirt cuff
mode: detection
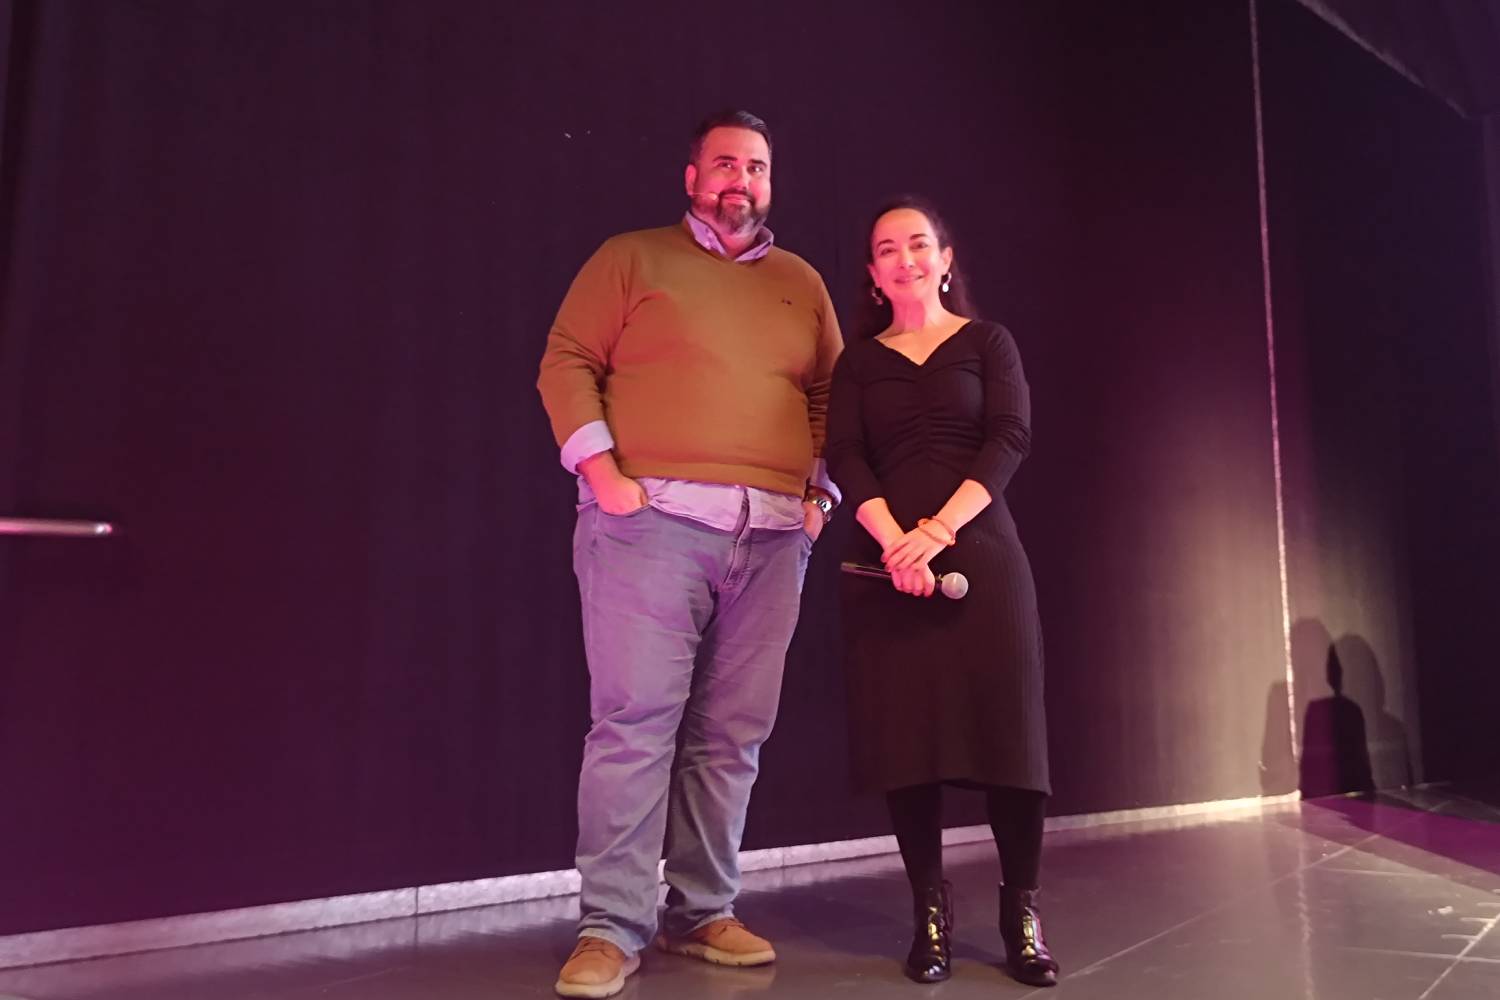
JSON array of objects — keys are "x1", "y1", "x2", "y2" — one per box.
[{"x1": 559, "y1": 419, "x2": 615, "y2": 474}]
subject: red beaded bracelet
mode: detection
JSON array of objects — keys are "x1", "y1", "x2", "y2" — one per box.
[{"x1": 917, "y1": 517, "x2": 957, "y2": 546}]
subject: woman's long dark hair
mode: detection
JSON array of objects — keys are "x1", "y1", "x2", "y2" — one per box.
[{"x1": 850, "y1": 195, "x2": 978, "y2": 340}]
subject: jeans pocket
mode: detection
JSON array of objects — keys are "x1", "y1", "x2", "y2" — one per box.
[{"x1": 601, "y1": 502, "x2": 652, "y2": 519}]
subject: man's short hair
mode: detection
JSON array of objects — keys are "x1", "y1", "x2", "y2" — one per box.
[{"x1": 689, "y1": 110, "x2": 773, "y2": 164}]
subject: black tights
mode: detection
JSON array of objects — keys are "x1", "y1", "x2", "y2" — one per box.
[{"x1": 885, "y1": 783, "x2": 1046, "y2": 894}]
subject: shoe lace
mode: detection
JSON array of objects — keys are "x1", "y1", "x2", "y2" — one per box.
[
  {"x1": 704, "y1": 917, "x2": 746, "y2": 939},
  {"x1": 574, "y1": 937, "x2": 616, "y2": 957}
]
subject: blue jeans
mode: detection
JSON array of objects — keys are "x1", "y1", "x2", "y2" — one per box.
[{"x1": 570, "y1": 501, "x2": 812, "y2": 954}]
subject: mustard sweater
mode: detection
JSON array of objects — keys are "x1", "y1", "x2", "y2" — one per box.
[{"x1": 538, "y1": 223, "x2": 843, "y2": 496}]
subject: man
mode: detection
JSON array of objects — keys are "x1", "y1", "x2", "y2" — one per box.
[{"x1": 537, "y1": 109, "x2": 842, "y2": 998}]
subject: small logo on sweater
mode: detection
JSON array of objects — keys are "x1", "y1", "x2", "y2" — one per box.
[{"x1": 780, "y1": 297, "x2": 793, "y2": 305}]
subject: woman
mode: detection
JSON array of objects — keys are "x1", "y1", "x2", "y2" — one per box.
[{"x1": 824, "y1": 197, "x2": 1058, "y2": 987}]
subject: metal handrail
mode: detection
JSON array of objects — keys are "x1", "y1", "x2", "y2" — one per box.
[{"x1": 0, "y1": 517, "x2": 116, "y2": 538}]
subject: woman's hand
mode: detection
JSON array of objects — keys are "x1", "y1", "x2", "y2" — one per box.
[
  {"x1": 890, "y1": 564, "x2": 936, "y2": 597},
  {"x1": 882, "y1": 527, "x2": 947, "y2": 572}
]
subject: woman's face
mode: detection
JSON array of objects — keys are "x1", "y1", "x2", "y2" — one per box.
[{"x1": 868, "y1": 208, "x2": 953, "y2": 307}]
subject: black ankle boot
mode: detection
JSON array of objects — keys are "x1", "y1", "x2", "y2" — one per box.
[
  {"x1": 999, "y1": 884, "x2": 1059, "y2": 987},
  {"x1": 904, "y1": 880, "x2": 953, "y2": 983}
]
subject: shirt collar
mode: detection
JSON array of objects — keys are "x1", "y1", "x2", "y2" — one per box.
[{"x1": 683, "y1": 211, "x2": 774, "y2": 262}]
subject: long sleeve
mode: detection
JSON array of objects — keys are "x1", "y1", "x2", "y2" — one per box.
[
  {"x1": 803, "y1": 275, "x2": 844, "y2": 458},
  {"x1": 824, "y1": 348, "x2": 884, "y2": 513},
  {"x1": 966, "y1": 324, "x2": 1032, "y2": 497},
  {"x1": 536, "y1": 240, "x2": 629, "y2": 447}
]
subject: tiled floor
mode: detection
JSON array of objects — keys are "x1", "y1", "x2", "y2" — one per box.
[{"x1": 1, "y1": 788, "x2": 1497, "y2": 999}]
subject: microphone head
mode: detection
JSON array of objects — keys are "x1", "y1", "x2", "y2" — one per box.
[{"x1": 939, "y1": 572, "x2": 969, "y2": 600}]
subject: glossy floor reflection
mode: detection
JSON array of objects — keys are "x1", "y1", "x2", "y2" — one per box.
[{"x1": 2, "y1": 789, "x2": 1498, "y2": 999}]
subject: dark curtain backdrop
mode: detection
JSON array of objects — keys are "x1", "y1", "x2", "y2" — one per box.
[
  {"x1": 0, "y1": 0, "x2": 1314, "y2": 935},
  {"x1": 1488, "y1": 115, "x2": 1500, "y2": 511},
  {"x1": 1262, "y1": 0, "x2": 1500, "y2": 795}
]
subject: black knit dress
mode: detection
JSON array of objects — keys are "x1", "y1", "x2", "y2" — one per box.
[{"x1": 825, "y1": 320, "x2": 1050, "y2": 794}]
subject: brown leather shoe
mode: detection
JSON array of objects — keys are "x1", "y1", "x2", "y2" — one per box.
[
  {"x1": 655, "y1": 917, "x2": 776, "y2": 967},
  {"x1": 554, "y1": 936, "x2": 640, "y2": 998}
]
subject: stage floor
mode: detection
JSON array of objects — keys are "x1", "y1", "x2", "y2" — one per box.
[{"x1": 2, "y1": 788, "x2": 1497, "y2": 999}]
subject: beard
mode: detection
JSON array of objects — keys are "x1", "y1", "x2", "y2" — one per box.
[
  {"x1": 715, "y1": 196, "x2": 767, "y2": 235},
  {"x1": 695, "y1": 187, "x2": 769, "y2": 236}
]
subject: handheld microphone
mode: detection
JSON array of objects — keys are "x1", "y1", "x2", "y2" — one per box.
[{"x1": 840, "y1": 561, "x2": 969, "y2": 600}]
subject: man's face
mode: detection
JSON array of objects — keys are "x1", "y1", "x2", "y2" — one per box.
[{"x1": 684, "y1": 126, "x2": 772, "y2": 238}]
